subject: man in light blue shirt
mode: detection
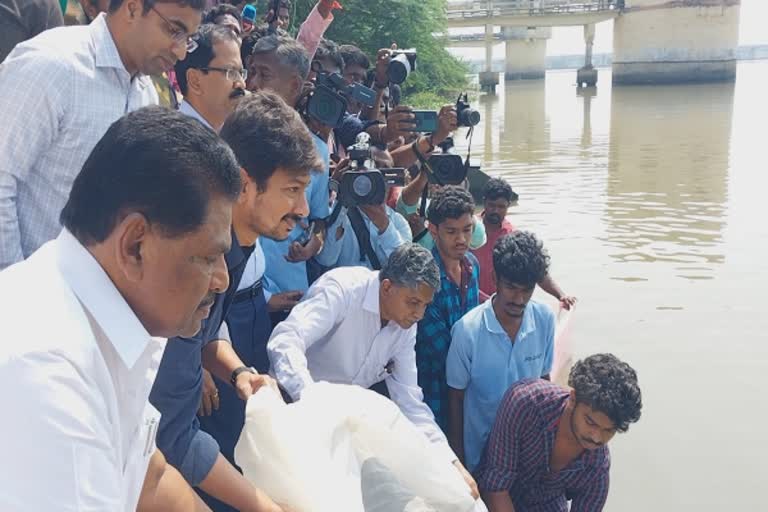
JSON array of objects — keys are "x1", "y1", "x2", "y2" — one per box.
[
  {"x1": 317, "y1": 146, "x2": 411, "y2": 270},
  {"x1": 446, "y1": 230, "x2": 558, "y2": 472}
]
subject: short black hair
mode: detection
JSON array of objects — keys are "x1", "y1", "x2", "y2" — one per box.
[
  {"x1": 339, "y1": 44, "x2": 370, "y2": 72},
  {"x1": 175, "y1": 23, "x2": 241, "y2": 96},
  {"x1": 427, "y1": 186, "x2": 474, "y2": 226},
  {"x1": 251, "y1": 35, "x2": 310, "y2": 80},
  {"x1": 483, "y1": 177, "x2": 517, "y2": 203},
  {"x1": 220, "y1": 91, "x2": 320, "y2": 191},
  {"x1": 568, "y1": 353, "x2": 643, "y2": 433},
  {"x1": 492, "y1": 231, "x2": 550, "y2": 288},
  {"x1": 61, "y1": 106, "x2": 241, "y2": 244},
  {"x1": 313, "y1": 38, "x2": 344, "y2": 73},
  {"x1": 202, "y1": 3, "x2": 241, "y2": 24},
  {"x1": 109, "y1": 0, "x2": 205, "y2": 14}
]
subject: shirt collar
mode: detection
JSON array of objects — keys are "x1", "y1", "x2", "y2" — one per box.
[
  {"x1": 179, "y1": 100, "x2": 214, "y2": 130},
  {"x1": 363, "y1": 272, "x2": 381, "y2": 315},
  {"x1": 56, "y1": 229, "x2": 152, "y2": 369},
  {"x1": 225, "y1": 228, "x2": 252, "y2": 272},
  {"x1": 484, "y1": 296, "x2": 537, "y2": 337},
  {"x1": 90, "y1": 13, "x2": 129, "y2": 71},
  {"x1": 431, "y1": 246, "x2": 474, "y2": 281}
]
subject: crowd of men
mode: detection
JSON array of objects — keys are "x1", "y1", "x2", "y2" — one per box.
[{"x1": 0, "y1": 1, "x2": 644, "y2": 511}]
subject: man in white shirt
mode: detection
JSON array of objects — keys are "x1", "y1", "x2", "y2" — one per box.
[
  {"x1": 0, "y1": 106, "x2": 243, "y2": 511},
  {"x1": 0, "y1": 0, "x2": 206, "y2": 269},
  {"x1": 175, "y1": 23, "x2": 248, "y2": 132},
  {"x1": 268, "y1": 243, "x2": 479, "y2": 498}
]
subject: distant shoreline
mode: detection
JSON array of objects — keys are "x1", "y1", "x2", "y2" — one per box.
[{"x1": 462, "y1": 44, "x2": 768, "y2": 72}]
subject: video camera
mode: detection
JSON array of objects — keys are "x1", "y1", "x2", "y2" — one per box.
[
  {"x1": 306, "y1": 69, "x2": 377, "y2": 128},
  {"x1": 388, "y1": 49, "x2": 417, "y2": 85},
  {"x1": 338, "y1": 133, "x2": 405, "y2": 208}
]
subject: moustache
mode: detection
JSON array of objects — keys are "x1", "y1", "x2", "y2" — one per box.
[
  {"x1": 230, "y1": 88, "x2": 249, "y2": 99},
  {"x1": 198, "y1": 294, "x2": 216, "y2": 309}
]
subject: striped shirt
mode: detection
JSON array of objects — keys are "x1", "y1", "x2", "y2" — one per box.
[
  {"x1": 475, "y1": 379, "x2": 611, "y2": 512},
  {"x1": 0, "y1": 13, "x2": 158, "y2": 269},
  {"x1": 415, "y1": 247, "x2": 479, "y2": 430}
]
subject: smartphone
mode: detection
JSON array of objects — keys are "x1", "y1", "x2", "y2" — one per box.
[
  {"x1": 297, "y1": 221, "x2": 315, "y2": 246},
  {"x1": 406, "y1": 110, "x2": 438, "y2": 133}
]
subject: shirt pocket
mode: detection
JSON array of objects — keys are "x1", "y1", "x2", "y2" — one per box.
[{"x1": 122, "y1": 402, "x2": 161, "y2": 511}]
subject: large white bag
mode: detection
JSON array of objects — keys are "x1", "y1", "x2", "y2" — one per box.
[{"x1": 235, "y1": 382, "x2": 486, "y2": 512}]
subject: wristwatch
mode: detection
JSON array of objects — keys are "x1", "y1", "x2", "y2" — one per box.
[{"x1": 230, "y1": 366, "x2": 256, "y2": 386}]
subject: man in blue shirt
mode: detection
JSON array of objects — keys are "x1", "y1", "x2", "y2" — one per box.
[
  {"x1": 446, "y1": 230, "x2": 556, "y2": 472},
  {"x1": 316, "y1": 145, "x2": 411, "y2": 270},
  {"x1": 415, "y1": 187, "x2": 480, "y2": 430}
]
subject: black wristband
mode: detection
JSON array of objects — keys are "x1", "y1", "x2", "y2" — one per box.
[{"x1": 230, "y1": 366, "x2": 255, "y2": 386}]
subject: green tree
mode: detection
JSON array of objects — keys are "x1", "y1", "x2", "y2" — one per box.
[{"x1": 258, "y1": 0, "x2": 468, "y2": 103}]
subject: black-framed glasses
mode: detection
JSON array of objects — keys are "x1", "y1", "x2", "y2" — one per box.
[
  {"x1": 150, "y1": 5, "x2": 198, "y2": 53},
  {"x1": 199, "y1": 67, "x2": 249, "y2": 82}
]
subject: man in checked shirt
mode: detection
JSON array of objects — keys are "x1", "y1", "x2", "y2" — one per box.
[{"x1": 476, "y1": 353, "x2": 643, "y2": 512}]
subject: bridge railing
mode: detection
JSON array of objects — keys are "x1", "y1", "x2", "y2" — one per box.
[{"x1": 446, "y1": 0, "x2": 621, "y2": 19}]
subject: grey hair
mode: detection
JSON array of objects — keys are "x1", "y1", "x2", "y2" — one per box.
[
  {"x1": 251, "y1": 35, "x2": 310, "y2": 80},
  {"x1": 379, "y1": 243, "x2": 440, "y2": 291}
]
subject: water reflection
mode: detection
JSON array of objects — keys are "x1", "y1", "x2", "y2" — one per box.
[
  {"x1": 500, "y1": 80, "x2": 550, "y2": 167},
  {"x1": 604, "y1": 82, "x2": 735, "y2": 280}
]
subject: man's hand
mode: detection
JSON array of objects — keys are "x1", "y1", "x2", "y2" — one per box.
[
  {"x1": 234, "y1": 371, "x2": 280, "y2": 401},
  {"x1": 285, "y1": 234, "x2": 322, "y2": 262},
  {"x1": 453, "y1": 460, "x2": 480, "y2": 500},
  {"x1": 374, "y1": 46, "x2": 395, "y2": 88},
  {"x1": 197, "y1": 369, "x2": 219, "y2": 417},
  {"x1": 433, "y1": 104, "x2": 458, "y2": 145},
  {"x1": 559, "y1": 295, "x2": 577, "y2": 310},
  {"x1": 330, "y1": 156, "x2": 351, "y2": 182},
  {"x1": 359, "y1": 204, "x2": 390, "y2": 233},
  {"x1": 381, "y1": 105, "x2": 416, "y2": 143},
  {"x1": 267, "y1": 291, "x2": 303, "y2": 313},
  {"x1": 406, "y1": 212, "x2": 426, "y2": 237},
  {"x1": 317, "y1": 0, "x2": 342, "y2": 19}
]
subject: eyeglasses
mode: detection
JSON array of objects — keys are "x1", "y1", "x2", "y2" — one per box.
[
  {"x1": 199, "y1": 67, "x2": 249, "y2": 82},
  {"x1": 151, "y1": 6, "x2": 198, "y2": 53}
]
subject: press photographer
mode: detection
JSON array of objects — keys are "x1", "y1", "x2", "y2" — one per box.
[{"x1": 316, "y1": 133, "x2": 411, "y2": 270}]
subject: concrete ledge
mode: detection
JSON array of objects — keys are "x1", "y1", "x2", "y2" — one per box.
[
  {"x1": 612, "y1": 60, "x2": 737, "y2": 84},
  {"x1": 505, "y1": 71, "x2": 546, "y2": 81}
]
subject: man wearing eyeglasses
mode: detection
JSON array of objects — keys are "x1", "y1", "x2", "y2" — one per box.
[
  {"x1": 0, "y1": 0, "x2": 206, "y2": 271},
  {"x1": 175, "y1": 23, "x2": 248, "y2": 132}
]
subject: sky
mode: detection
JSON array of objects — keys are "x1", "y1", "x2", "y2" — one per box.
[{"x1": 447, "y1": 0, "x2": 768, "y2": 60}]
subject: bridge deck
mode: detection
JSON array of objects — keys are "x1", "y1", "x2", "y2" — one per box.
[{"x1": 446, "y1": 0, "x2": 621, "y2": 27}]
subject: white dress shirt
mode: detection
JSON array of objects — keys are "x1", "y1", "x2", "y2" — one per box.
[
  {"x1": 268, "y1": 266, "x2": 456, "y2": 462},
  {"x1": 0, "y1": 230, "x2": 165, "y2": 511},
  {"x1": 0, "y1": 13, "x2": 158, "y2": 269}
]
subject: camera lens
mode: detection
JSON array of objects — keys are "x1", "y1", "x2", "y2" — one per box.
[
  {"x1": 388, "y1": 54, "x2": 411, "y2": 85},
  {"x1": 459, "y1": 107, "x2": 481, "y2": 127},
  {"x1": 352, "y1": 174, "x2": 373, "y2": 197}
]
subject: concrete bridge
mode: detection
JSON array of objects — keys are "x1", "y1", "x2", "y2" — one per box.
[{"x1": 443, "y1": 0, "x2": 741, "y2": 90}]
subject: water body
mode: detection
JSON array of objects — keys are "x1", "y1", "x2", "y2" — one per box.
[{"x1": 453, "y1": 61, "x2": 768, "y2": 510}]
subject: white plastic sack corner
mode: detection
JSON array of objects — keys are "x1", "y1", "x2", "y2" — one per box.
[{"x1": 235, "y1": 382, "x2": 488, "y2": 512}]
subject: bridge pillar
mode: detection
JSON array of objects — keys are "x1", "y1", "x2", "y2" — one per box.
[
  {"x1": 480, "y1": 24, "x2": 499, "y2": 93},
  {"x1": 502, "y1": 26, "x2": 551, "y2": 81},
  {"x1": 577, "y1": 23, "x2": 597, "y2": 87},
  {"x1": 612, "y1": 0, "x2": 740, "y2": 84}
]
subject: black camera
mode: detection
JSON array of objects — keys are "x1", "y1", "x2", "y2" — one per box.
[
  {"x1": 426, "y1": 137, "x2": 468, "y2": 186},
  {"x1": 456, "y1": 92, "x2": 480, "y2": 127},
  {"x1": 306, "y1": 70, "x2": 377, "y2": 128},
  {"x1": 388, "y1": 49, "x2": 417, "y2": 85},
  {"x1": 338, "y1": 134, "x2": 405, "y2": 208}
]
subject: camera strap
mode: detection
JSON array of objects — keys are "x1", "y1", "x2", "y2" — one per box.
[{"x1": 347, "y1": 206, "x2": 382, "y2": 270}]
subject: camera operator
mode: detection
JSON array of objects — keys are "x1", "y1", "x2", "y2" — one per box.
[
  {"x1": 316, "y1": 144, "x2": 411, "y2": 271},
  {"x1": 175, "y1": 24, "x2": 248, "y2": 132},
  {"x1": 394, "y1": 111, "x2": 487, "y2": 251}
]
